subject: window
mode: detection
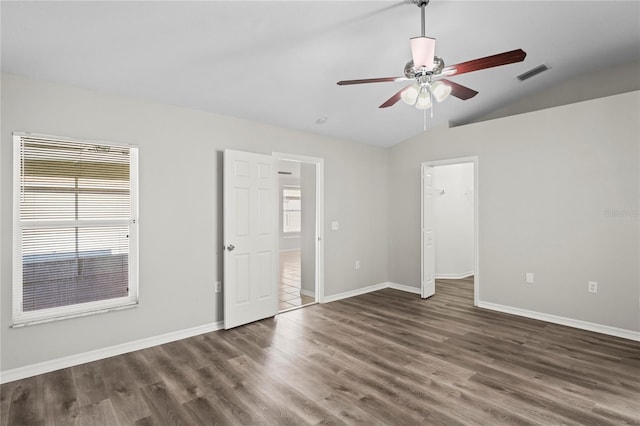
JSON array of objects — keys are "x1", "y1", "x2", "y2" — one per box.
[
  {"x1": 13, "y1": 133, "x2": 138, "y2": 326},
  {"x1": 282, "y1": 186, "x2": 301, "y2": 233}
]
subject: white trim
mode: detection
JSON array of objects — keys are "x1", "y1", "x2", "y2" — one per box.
[
  {"x1": 388, "y1": 282, "x2": 421, "y2": 294},
  {"x1": 322, "y1": 281, "x2": 421, "y2": 303},
  {"x1": 7, "y1": 281, "x2": 637, "y2": 383},
  {"x1": 299, "y1": 289, "x2": 315, "y2": 298},
  {"x1": 13, "y1": 135, "x2": 22, "y2": 323},
  {"x1": 0, "y1": 321, "x2": 223, "y2": 384},
  {"x1": 12, "y1": 132, "x2": 136, "y2": 150},
  {"x1": 11, "y1": 302, "x2": 138, "y2": 328},
  {"x1": 478, "y1": 301, "x2": 640, "y2": 342},
  {"x1": 322, "y1": 282, "x2": 388, "y2": 303},
  {"x1": 435, "y1": 272, "x2": 474, "y2": 280}
]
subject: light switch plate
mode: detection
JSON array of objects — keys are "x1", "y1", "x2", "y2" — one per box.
[
  {"x1": 331, "y1": 221, "x2": 339, "y2": 231},
  {"x1": 525, "y1": 272, "x2": 534, "y2": 284}
]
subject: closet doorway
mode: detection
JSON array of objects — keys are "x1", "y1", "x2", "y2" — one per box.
[
  {"x1": 422, "y1": 156, "x2": 479, "y2": 305},
  {"x1": 275, "y1": 154, "x2": 324, "y2": 312}
]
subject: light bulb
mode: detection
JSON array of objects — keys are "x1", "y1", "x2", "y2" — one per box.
[
  {"x1": 415, "y1": 90, "x2": 432, "y2": 110},
  {"x1": 401, "y1": 84, "x2": 420, "y2": 105},
  {"x1": 430, "y1": 81, "x2": 452, "y2": 103}
]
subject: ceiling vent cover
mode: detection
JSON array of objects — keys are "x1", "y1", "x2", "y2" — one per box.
[{"x1": 517, "y1": 64, "x2": 549, "y2": 81}]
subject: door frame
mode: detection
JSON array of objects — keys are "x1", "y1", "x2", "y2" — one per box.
[
  {"x1": 273, "y1": 152, "x2": 325, "y2": 304},
  {"x1": 421, "y1": 156, "x2": 479, "y2": 306}
]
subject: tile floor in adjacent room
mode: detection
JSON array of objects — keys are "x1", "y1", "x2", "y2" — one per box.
[{"x1": 279, "y1": 249, "x2": 315, "y2": 311}]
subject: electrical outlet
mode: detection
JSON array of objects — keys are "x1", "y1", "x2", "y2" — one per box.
[
  {"x1": 215, "y1": 281, "x2": 222, "y2": 293},
  {"x1": 331, "y1": 221, "x2": 339, "y2": 231},
  {"x1": 525, "y1": 272, "x2": 534, "y2": 284},
  {"x1": 588, "y1": 281, "x2": 598, "y2": 294},
  {"x1": 355, "y1": 260, "x2": 360, "y2": 270}
]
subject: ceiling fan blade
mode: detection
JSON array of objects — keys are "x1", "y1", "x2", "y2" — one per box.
[
  {"x1": 440, "y1": 79, "x2": 478, "y2": 100},
  {"x1": 337, "y1": 77, "x2": 405, "y2": 86},
  {"x1": 410, "y1": 36, "x2": 436, "y2": 71},
  {"x1": 379, "y1": 85, "x2": 413, "y2": 108},
  {"x1": 442, "y1": 49, "x2": 526, "y2": 77}
]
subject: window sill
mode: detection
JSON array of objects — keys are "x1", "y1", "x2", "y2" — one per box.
[{"x1": 11, "y1": 302, "x2": 139, "y2": 328}]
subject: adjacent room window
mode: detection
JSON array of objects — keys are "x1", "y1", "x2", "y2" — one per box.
[
  {"x1": 13, "y1": 133, "x2": 139, "y2": 326},
  {"x1": 282, "y1": 186, "x2": 301, "y2": 233}
]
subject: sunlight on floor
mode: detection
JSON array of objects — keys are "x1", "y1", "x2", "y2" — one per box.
[{"x1": 279, "y1": 249, "x2": 315, "y2": 311}]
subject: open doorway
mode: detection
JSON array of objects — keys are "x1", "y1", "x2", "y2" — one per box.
[
  {"x1": 276, "y1": 154, "x2": 324, "y2": 312},
  {"x1": 422, "y1": 157, "x2": 479, "y2": 305}
]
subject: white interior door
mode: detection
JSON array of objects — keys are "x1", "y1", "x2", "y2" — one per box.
[
  {"x1": 224, "y1": 149, "x2": 278, "y2": 329},
  {"x1": 421, "y1": 164, "x2": 436, "y2": 298}
]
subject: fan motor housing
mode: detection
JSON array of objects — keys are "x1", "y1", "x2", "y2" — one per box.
[{"x1": 404, "y1": 56, "x2": 444, "y2": 79}]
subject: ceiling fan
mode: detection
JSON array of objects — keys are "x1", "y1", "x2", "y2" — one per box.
[{"x1": 337, "y1": 0, "x2": 527, "y2": 111}]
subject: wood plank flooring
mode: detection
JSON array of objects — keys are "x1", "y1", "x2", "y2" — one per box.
[{"x1": 2, "y1": 278, "x2": 639, "y2": 425}]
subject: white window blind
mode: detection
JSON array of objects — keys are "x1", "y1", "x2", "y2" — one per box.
[{"x1": 13, "y1": 133, "x2": 138, "y2": 326}]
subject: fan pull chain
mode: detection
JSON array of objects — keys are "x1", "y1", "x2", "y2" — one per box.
[{"x1": 423, "y1": 108, "x2": 427, "y2": 131}]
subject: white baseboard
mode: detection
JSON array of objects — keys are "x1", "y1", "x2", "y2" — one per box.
[
  {"x1": 322, "y1": 282, "x2": 388, "y2": 303},
  {"x1": 323, "y1": 283, "x2": 640, "y2": 342},
  {"x1": 0, "y1": 321, "x2": 223, "y2": 384},
  {"x1": 322, "y1": 281, "x2": 420, "y2": 303},
  {"x1": 299, "y1": 289, "x2": 315, "y2": 298},
  {"x1": 477, "y1": 301, "x2": 640, "y2": 342},
  {"x1": 8, "y1": 284, "x2": 637, "y2": 384},
  {"x1": 435, "y1": 272, "x2": 474, "y2": 280},
  {"x1": 387, "y1": 282, "x2": 421, "y2": 295}
]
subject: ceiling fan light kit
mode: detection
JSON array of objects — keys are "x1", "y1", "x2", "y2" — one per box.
[
  {"x1": 401, "y1": 80, "x2": 451, "y2": 109},
  {"x1": 337, "y1": 0, "x2": 527, "y2": 122}
]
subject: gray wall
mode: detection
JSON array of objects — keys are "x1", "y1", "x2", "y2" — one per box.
[
  {"x1": 433, "y1": 163, "x2": 474, "y2": 278},
  {"x1": 0, "y1": 73, "x2": 389, "y2": 371},
  {"x1": 389, "y1": 91, "x2": 639, "y2": 332}
]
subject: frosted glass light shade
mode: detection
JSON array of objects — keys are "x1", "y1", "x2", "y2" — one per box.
[
  {"x1": 431, "y1": 81, "x2": 452, "y2": 103},
  {"x1": 415, "y1": 91, "x2": 432, "y2": 110},
  {"x1": 401, "y1": 84, "x2": 420, "y2": 105}
]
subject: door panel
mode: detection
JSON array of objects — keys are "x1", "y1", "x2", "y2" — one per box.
[
  {"x1": 258, "y1": 251, "x2": 273, "y2": 298},
  {"x1": 235, "y1": 254, "x2": 250, "y2": 304},
  {"x1": 224, "y1": 150, "x2": 278, "y2": 329}
]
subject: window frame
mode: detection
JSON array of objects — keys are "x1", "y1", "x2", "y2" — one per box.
[
  {"x1": 282, "y1": 185, "x2": 301, "y2": 234},
  {"x1": 12, "y1": 133, "x2": 139, "y2": 327}
]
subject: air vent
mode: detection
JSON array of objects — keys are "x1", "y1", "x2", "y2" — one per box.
[{"x1": 517, "y1": 64, "x2": 549, "y2": 81}]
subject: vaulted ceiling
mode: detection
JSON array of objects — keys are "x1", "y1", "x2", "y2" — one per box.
[{"x1": 2, "y1": 1, "x2": 639, "y2": 147}]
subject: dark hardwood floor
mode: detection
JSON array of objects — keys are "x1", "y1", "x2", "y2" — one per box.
[{"x1": 2, "y1": 278, "x2": 639, "y2": 425}]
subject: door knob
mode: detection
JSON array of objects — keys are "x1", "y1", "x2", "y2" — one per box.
[{"x1": 226, "y1": 244, "x2": 235, "y2": 251}]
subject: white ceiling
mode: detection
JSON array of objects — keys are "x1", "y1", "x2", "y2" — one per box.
[{"x1": 2, "y1": 1, "x2": 639, "y2": 147}]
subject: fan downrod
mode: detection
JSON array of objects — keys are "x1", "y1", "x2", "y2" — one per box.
[{"x1": 413, "y1": 0, "x2": 430, "y2": 37}]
